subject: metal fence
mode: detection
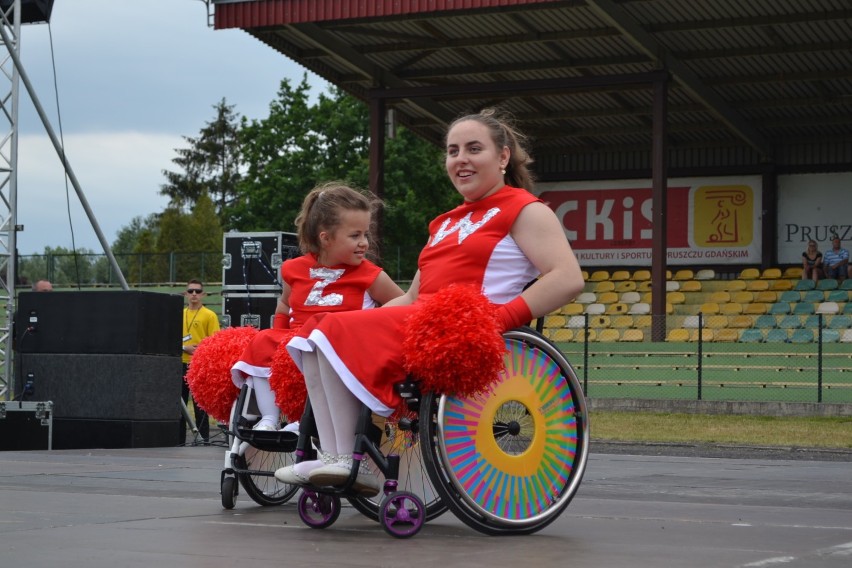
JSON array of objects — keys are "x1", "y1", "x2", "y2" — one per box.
[{"x1": 545, "y1": 313, "x2": 852, "y2": 404}]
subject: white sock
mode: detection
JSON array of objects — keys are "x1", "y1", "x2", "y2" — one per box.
[
  {"x1": 302, "y1": 352, "x2": 338, "y2": 456},
  {"x1": 248, "y1": 376, "x2": 280, "y2": 429},
  {"x1": 316, "y1": 350, "x2": 361, "y2": 457}
]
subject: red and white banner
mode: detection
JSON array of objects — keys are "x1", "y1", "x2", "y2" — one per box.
[{"x1": 536, "y1": 176, "x2": 762, "y2": 267}]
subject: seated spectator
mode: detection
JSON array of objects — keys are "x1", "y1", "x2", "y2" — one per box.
[
  {"x1": 32, "y1": 279, "x2": 53, "y2": 292},
  {"x1": 822, "y1": 236, "x2": 850, "y2": 282},
  {"x1": 801, "y1": 240, "x2": 823, "y2": 282}
]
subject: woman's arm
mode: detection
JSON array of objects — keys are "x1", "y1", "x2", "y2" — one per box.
[
  {"x1": 382, "y1": 271, "x2": 421, "y2": 307},
  {"x1": 274, "y1": 282, "x2": 292, "y2": 315},
  {"x1": 368, "y1": 271, "x2": 405, "y2": 305},
  {"x1": 510, "y1": 202, "x2": 585, "y2": 318}
]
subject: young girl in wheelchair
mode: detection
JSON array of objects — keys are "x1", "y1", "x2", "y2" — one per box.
[
  {"x1": 229, "y1": 182, "x2": 402, "y2": 435},
  {"x1": 278, "y1": 108, "x2": 585, "y2": 497}
]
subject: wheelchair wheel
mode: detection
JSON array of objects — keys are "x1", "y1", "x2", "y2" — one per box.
[
  {"x1": 347, "y1": 411, "x2": 447, "y2": 522},
  {"x1": 298, "y1": 490, "x2": 341, "y2": 529},
  {"x1": 221, "y1": 475, "x2": 238, "y2": 510},
  {"x1": 235, "y1": 445, "x2": 300, "y2": 506},
  {"x1": 380, "y1": 491, "x2": 425, "y2": 539},
  {"x1": 419, "y1": 328, "x2": 590, "y2": 535}
]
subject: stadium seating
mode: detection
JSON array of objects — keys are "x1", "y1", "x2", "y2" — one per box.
[
  {"x1": 594, "y1": 281, "x2": 615, "y2": 293},
  {"x1": 794, "y1": 279, "x2": 816, "y2": 291},
  {"x1": 589, "y1": 270, "x2": 609, "y2": 281},
  {"x1": 628, "y1": 302, "x2": 650, "y2": 315},
  {"x1": 743, "y1": 303, "x2": 769, "y2": 315},
  {"x1": 621, "y1": 329, "x2": 644, "y2": 342},
  {"x1": 732, "y1": 291, "x2": 754, "y2": 304},
  {"x1": 680, "y1": 280, "x2": 702, "y2": 293},
  {"x1": 562, "y1": 303, "x2": 585, "y2": 315},
  {"x1": 779, "y1": 290, "x2": 800, "y2": 303},
  {"x1": 610, "y1": 270, "x2": 630, "y2": 281},
  {"x1": 586, "y1": 303, "x2": 606, "y2": 315},
  {"x1": 597, "y1": 329, "x2": 620, "y2": 342},
  {"x1": 827, "y1": 289, "x2": 848, "y2": 303},
  {"x1": 673, "y1": 269, "x2": 694, "y2": 281},
  {"x1": 783, "y1": 267, "x2": 803, "y2": 279},
  {"x1": 695, "y1": 269, "x2": 715, "y2": 280},
  {"x1": 606, "y1": 302, "x2": 629, "y2": 315},
  {"x1": 761, "y1": 267, "x2": 782, "y2": 279},
  {"x1": 699, "y1": 302, "x2": 720, "y2": 315},
  {"x1": 769, "y1": 302, "x2": 792, "y2": 315},
  {"x1": 598, "y1": 291, "x2": 619, "y2": 304},
  {"x1": 816, "y1": 302, "x2": 840, "y2": 315},
  {"x1": 666, "y1": 328, "x2": 689, "y2": 342},
  {"x1": 746, "y1": 280, "x2": 770, "y2": 291},
  {"x1": 770, "y1": 279, "x2": 793, "y2": 291},
  {"x1": 621, "y1": 291, "x2": 641, "y2": 304},
  {"x1": 739, "y1": 329, "x2": 764, "y2": 343},
  {"x1": 802, "y1": 290, "x2": 825, "y2": 303},
  {"x1": 576, "y1": 292, "x2": 597, "y2": 304},
  {"x1": 754, "y1": 290, "x2": 777, "y2": 303},
  {"x1": 739, "y1": 268, "x2": 760, "y2": 280},
  {"x1": 713, "y1": 329, "x2": 739, "y2": 342},
  {"x1": 817, "y1": 279, "x2": 838, "y2": 291},
  {"x1": 632, "y1": 269, "x2": 651, "y2": 281},
  {"x1": 765, "y1": 329, "x2": 789, "y2": 343},
  {"x1": 720, "y1": 303, "x2": 744, "y2": 315},
  {"x1": 778, "y1": 315, "x2": 802, "y2": 329},
  {"x1": 790, "y1": 329, "x2": 814, "y2": 343},
  {"x1": 615, "y1": 280, "x2": 638, "y2": 292}
]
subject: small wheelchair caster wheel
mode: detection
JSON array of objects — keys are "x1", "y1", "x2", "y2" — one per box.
[
  {"x1": 298, "y1": 490, "x2": 341, "y2": 529},
  {"x1": 221, "y1": 476, "x2": 238, "y2": 510},
  {"x1": 380, "y1": 491, "x2": 426, "y2": 538}
]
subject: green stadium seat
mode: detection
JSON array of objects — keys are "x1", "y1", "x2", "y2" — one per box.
[
  {"x1": 739, "y1": 329, "x2": 764, "y2": 343},
  {"x1": 794, "y1": 279, "x2": 815, "y2": 291},
  {"x1": 842, "y1": 279, "x2": 852, "y2": 291},
  {"x1": 779, "y1": 290, "x2": 800, "y2": 303},
  {"x1": 792, "y1": 302, "x2": 814, "y2": 315},
  {"x1": 827, "y1": 289, "x2": 848, "y2": 303},
  {"x1": 769, "y1": 302, "x2": 791, "y2": 315},
  {"x1": 802, "y1": 290, "x2": 825, "y2": 303},
  {"x1": 803, "y1": 315, "x2": 823, "y2": 329},
  {"x1": 754, "y1": 314, "x2": 777, "y2": 329},
  {"x1": 778, "y1": 315, "x2": 802, "y2": 329},
  {"x1": 790, "y1": 329, "x2": 814, "y2": 343},
  {"x1": 765, "y1": 329, "x2": 789, "y2": 343},
  {"x1": 829, "y1": 315, "x2": 852, "y2": 329},
  {"x1": 821, "y1": 329, "x2": 841, "y2": 343},
  {"x1": 845, "y1": 303, "x2": 852, "y2": 315},
  {"x1": 817, "y1": 279, "x2": 838, "y2": 291}
]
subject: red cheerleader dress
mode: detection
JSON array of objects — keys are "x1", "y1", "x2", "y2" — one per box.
[
  {"x1": 231, "y1": 254, "x2": 382, "y2": 385},
  {"x1": 288, "y1": 186, "x2": 540, "y2": 415}
]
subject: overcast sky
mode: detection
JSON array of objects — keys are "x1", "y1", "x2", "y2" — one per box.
[{"x1": 14, "y1": 0, "x2": 324, "y2": 255}]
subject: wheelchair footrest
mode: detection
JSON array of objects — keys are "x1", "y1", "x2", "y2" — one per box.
[{"x1": 235, "y1": 428, "x2": 298, "y2": 452}]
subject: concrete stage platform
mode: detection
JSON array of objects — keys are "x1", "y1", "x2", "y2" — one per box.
[{"x1": 1, "y1": 443, "x2": 851, "y2": 568}]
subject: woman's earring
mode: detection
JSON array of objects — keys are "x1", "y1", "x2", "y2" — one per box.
[{"x1": 501, "y1": 166, "x2": 507, "y2": 175}]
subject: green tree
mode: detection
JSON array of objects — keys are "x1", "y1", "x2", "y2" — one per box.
[{"x1": 160, "y1": 98, "x2": 242, "y2": 224}]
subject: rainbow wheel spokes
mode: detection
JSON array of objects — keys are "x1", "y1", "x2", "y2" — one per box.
[{"x1": 438, "y1": 336, "x2": 581, "y2": 526}]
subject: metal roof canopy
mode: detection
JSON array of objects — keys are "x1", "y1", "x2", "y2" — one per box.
[{"x1": 212, "y1": 0, "x2": 852, "y2": 177}]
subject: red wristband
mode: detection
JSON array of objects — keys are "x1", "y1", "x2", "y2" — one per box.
[
  {"x1": 496, "y1": 296, "x2": 533, "y2": 332},
  {"x1": 273, "y1": 313, "x2": 289, "y2": 329}
]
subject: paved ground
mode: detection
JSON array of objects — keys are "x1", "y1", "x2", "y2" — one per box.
[{"x1": 1, "y1": 441, "x2": 851, "y2": 568}]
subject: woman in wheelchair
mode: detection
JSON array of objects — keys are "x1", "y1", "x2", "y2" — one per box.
[
  {"x1": 229, "y1": 182, "x2": 402, "y2": 434},
  {"x1": 279, "y1": 108, "x2": 585, "y2": 497}
]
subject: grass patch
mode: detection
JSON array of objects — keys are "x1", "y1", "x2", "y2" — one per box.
[{"x1": 590, "y1": 411, "x2": 852, "y2": 449}]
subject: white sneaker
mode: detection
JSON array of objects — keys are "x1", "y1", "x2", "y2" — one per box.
[
  {"x1": 308, "y1": 457, "x2": 380, "y2": 496},
  {"x1": 253, "y1": 423, "x2": 276, "y2": 432},
  {"x1": 274, "y1": 451, "x2": 334, "y2": 485},
  {"x1": 281, "y1": 421, "x2": 300, "y2": 434}
]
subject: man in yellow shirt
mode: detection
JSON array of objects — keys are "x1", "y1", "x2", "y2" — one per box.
[{"x1": 180, "y1": 279, "x2": 220, "y2": 443}]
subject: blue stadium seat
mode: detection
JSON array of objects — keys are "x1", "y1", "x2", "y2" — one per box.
[
  {"x1": 739, "y1": 329, "x2": 764, "y2": 343},
  {"x1": 778, "y1": 315, "x2": 802, "y2": 329},
  {"x1": 769, "y1": 302, "x2": 791, "y2": 315},
  {"x1": 829, "y1": 315, "x2": 852, "y2": 329},
  {"x1": 779, "y1": 290, "x2": 801, "y2": 303},
  {"x1": 790, "y1": 329, "x2": 814, "y2": 343},
  {"x1": 792, "y1": 302, "x2": 814, "y2": 315},
  {"x1": 842, "y1": 279, "x2": 852, "y2": 291},
  {"x1": 765, "y1": 329, "x2": 788, "y2": 343},
  {"x1": 802, "y1": 290, "x2": 824, "y2": 303},
  {"x1": 754, "y1": 314, "x2": 776, "y2": 329},
  {"x1": 821, "y1": 329, "x2": 841, "y2": 343},
  {"x1": 794, "y1": 280, "x2": 815, "y2": 291},
  {"x1": 827, "y1": 289, "x2": 848, "y2": 303},
  {"x1": 803, "y1": 315, "x2": 824, "y2": 329},
  {"x1": 845, "y1": 303, "x2": 852, "y2": 315},
  {"x1": 817, "y1": 279, "x2": 838, "y2": 291}
]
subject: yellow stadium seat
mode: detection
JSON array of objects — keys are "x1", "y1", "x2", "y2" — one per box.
[
  {"x1": 544, "y1": 315, "x2": 567, "y2": 328},
  {"x1": 621, "y1": 329, "x2": 644, "y2": 342},
  {"x1": 612, "y1": 315, "x2": 634, "y2": 328},
  {"x1": 706, "y1": 315, "x2": 729, "y2": 328},
  {"x1": 597, "y1": 329, "x2": 621, "y2": 342},
  {"x1": 746, "y1": 280, "x2": 770, "y2": 291},
  {"x1": 755, "y1": 291, "x2": 777, "y2": 303},
  {"x1": 594, "y1": 281, "x2": 615, "y2": 293},
  {"x1": 729, "y1": 315, "x2": 754, "y2": 328},
  {"x1": 637, "y1": 280, "x2": 653, "y2": 292},
  {"x1": 732, "y1": 291, "x2": 754, "y2": 304},
  {"x1": 581, "y1": 270, "x2": 590, "y2": 281},
  {"x1": 548, "y1": 328, "x2": 574, "y2": 342},
  {"x1": 598, "y1": 291, "x2": 619, "y2": 304},
  {"x1": 614, "y1": 280, "x2": 637, "y2": 293},
  {"x1": 743, "y1": 302, "x2": 769, "y2": 315},
  {"x1": 699, "y1": 302, "x2": 720, "y2": 315},
  {"x1": 673, "y1": 269, "x2": 694, "y2": 281},
  {"x1": 667, "y1": 328, "x2": 690, "y2": 342},
  {"x1": 713, "y1": 329, "x2": 740, "y2": 342},
  {"x1": 783, "y1": 267, "x2": 803, "y2": 279},
  {"x1": 666, "y1": 291, "x2": 686, "y2": 304},
  {"x1": 606, "y1": 303, "x2": 629, "y2": 315},
  {"x1": 633, "y1": 315, "x2": 652, "y2": 328},
  {"x1": 739, "y1": 268, "x2": 760, "y2": 280},
  {"x1": 589, "y1": 270, "x2": 609, "y2": 282},
  {"x1": 632, "y1": 269, "x2": 651, "y2": 281},
  {"x1": 641, "y1": 292, "x2": 653, "y2": 304},
  {"x1": 666, "y1": 302, "x2": 674, "y2": 314},
  {"x1": 770, "y1": 279, "x2": 793, "y2": 291},
  {"x1": 680, "y1": 280, "x2": 702, "y2": 293},
  {"x1": 589, "y1": 315, "x2": 611, "y2": 328},
  {"x1": 720, "y1": 303, "x2": 743, "y2": 315},
  {"x1": 727, "y1": 280, "x2": 747, "y2": 291},
  {"x1": 710, "y1": 291, "x2": 731, "y2": 303},
  {"x1": 761, "y1": 267, "x2": 782, "y2": 279},
  {"x1": 697, "y1": 328, "x2": 714, "y2": 342},
  {"x1": 611, "y1": 270, "x2": 630, "y2": 281},
  {"x1": 562, "y1": 303, "x2": 584, "y2": 315},
  {"x1": 574, "y1": 329, "x2": 597, "y2": 342}
]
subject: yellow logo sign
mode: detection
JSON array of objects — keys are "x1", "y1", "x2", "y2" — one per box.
[{"x1": 694, "y1": 185, "x2": 753, "y2": 247}]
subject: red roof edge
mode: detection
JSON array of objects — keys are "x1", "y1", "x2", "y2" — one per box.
[{"x1": 213, "y1": 0, "x2": 564, "y2": 30}]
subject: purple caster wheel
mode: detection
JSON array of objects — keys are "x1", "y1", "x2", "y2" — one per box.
[
  {"x1": 298, "y1": 490, "x2": 341, "y2": 529},
  {"x1": 380, "y1": 491, "x2": 425, "y2": 538}
]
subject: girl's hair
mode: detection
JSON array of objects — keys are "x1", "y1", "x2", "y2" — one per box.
[
  {"x1": 294, "y1": 181, "x2": 380, "y2": 254},
  {"x1": 446, "y1": 107, "x2": 535, "y2": 191}
]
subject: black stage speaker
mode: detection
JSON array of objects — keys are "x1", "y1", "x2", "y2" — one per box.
[
  {"x1": 222, "y1": 231, "x2": 298, "y2": 290},
  {"x1": 15, "y1": 290, "x2": 182, "y2": 355},
  {"x1": 15, "y1": 353, "x2": 182, "y2": 449},
  {"x1": 222, "y1": 293, "x2": 278, "y2": 329}
]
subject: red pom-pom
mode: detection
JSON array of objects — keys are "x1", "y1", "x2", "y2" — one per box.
[
  {"x1": 186, "y1": 326, "x2": 258, "y2": 423},
  {"x1": 268, "y1": 331, "x2": 307, "y2": 422},
  {"x1": 402, "y1": 284, "x2": 506, "y2": 398}
]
